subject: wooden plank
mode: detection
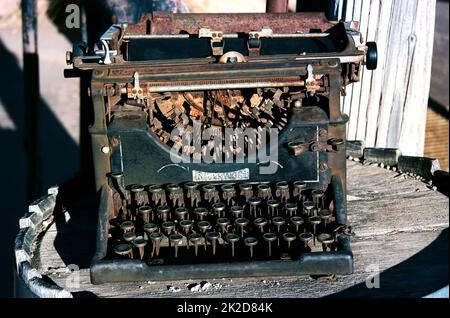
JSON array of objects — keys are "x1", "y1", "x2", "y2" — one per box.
[
  {"x1": 349, "y1": 0, "x2": 372, "y2": 140},
  {"x1": 385, "y1": 1, "x2": 419, "y2": 149},
  {"x1": 398, "y1": 0, "x2": 436, "y2": 156},
  {"x1": 33, "y1": 160, "x2": 449, "y2": 298},
  {"x1": 342, "y1": 0, "x2": 435, "y2": 156},
  {"x1": 364, "y1": 0, "x2": 393, "y2": 147},
  {"x1": 355, "y1": 0, "x2": 378, "y2": 141},
  {"x1": 342, "y1": 0, "x2": 355, "y2": 125},
  {"x1": 347, "y1": 0, "x2": 363, "y2": 140},
  {"x1": 376, "y1": 0, "x2": 412, "y2": 148},
  {"x1": 375, "y1": 0, "x2": 435, "y2": 156}
]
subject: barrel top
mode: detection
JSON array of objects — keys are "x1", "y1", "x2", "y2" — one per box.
[{"x1": 26, "y1": 160, "x2": 449, "y2": 297}]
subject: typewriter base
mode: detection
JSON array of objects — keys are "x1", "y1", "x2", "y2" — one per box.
[
  {"x1": 91, "y1": 252, "x2": 352, "y2": 284},
  {"x1": 90, "y1": 176, "x2": 353, "y2": 284}
]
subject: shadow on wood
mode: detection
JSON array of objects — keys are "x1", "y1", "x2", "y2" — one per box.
[{"x1": 329, "y1": 228, "x2": 449, "y2": 298}]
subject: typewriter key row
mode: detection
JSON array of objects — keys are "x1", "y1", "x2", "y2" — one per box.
[
  {"x1": 112, "y1": 214, "x2": 344, "y2": 261},
  {"x1": 109, "y1": 175, "x2": 328, "y2": 213},
  {"x1": 113, "y1": 229, "x2": 339, "y2": 261}
]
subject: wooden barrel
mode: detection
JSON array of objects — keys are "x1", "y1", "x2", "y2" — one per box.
[{"x1": 14, "y1": 149, "x2": 449, "y2": 298}]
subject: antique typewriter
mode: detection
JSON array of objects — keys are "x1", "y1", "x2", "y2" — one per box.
[{"x1": 66, "y1": 11, "x2": 377, "y2": 284}]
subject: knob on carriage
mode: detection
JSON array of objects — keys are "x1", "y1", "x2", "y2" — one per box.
[{"x1": 366, "y1": 42, "x2": 378, "y2": 70}]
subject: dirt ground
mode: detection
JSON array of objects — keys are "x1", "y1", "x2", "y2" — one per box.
[{"x1": 0, "y1": 0, "x2": 448, "y2": 298}]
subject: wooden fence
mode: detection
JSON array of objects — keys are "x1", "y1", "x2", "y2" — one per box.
[{"x1": 337, "y1": 0, "x2": 436, "y2": 156}]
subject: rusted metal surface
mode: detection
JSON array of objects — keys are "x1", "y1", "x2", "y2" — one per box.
[{"x1": 126, "y1": 12, "x2": 336, "y2": 35}]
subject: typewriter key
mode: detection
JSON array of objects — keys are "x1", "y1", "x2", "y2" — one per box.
[
  {"x1": 253, "y1": 218, "x2": 268, "y2": 233},
  {"x1": 175, "y1": 207, "x2": 189, "y2": 221},
  {"x1": 114, "y1": 243, "x2": 133, "y2": 259},
  {"x1": 149, "y1": 232, "x2": 164, "y2": 257},
  {"x1": 230, "y1": 205, "x2": 244, "y2": 219},
  {"x1": 138, "y1": 205, "x2": 152, "y2": 224},
  {"x1": 120, "y1": 221, "x2": 135, "y2": 233},
  {"x1": 110, "y1": 172, "x2": 128, "y2": 200},
  {"x1": 262, "y1": 233, "x2": 277, "y2": 256},
  {"x1": 132, "y1": 236, "x2": 147, "y2": 260},
  {"x1": 179, "y1": 220, "x2": 193, "y2": 235},
  {"x1": 272, "y1": 217, "x2": 285, "y2": 246},
  {"x1": 275, "y1": 181, "x2": 290, "y2": 203},
  {"x1": 257, "y1": 184, "x2": 272, "y2": 200},
  {"x1": 308, "y1": 216, "x2": 322, "y2": 245},
  {"x1": 143, "y1": 223, "x2": 158, "y2": 236},
  {"x1": 293, "y1": 181, "x2": 307, "y2": 201},
  {"x1": 317, "y1": 233, "x2": 334, "y2": 252},
  {"x1": 299, "y1": 232, "x2": 313, "y2": 249},
  {"x1": 130, "y1": 184, "x2": 146, "y2": 207},
  {"x1": 282, "y1": 232, "x2": 296, "y2": 249},
  {"x1": 244, "y1": 237, "x2": 258, "y2": 258},
  {"x1": 123, "y1": 229, "x2": 136, "y2": 241},
  {"x1": 149, "y1": 185, "x2": 166, "y2": 205},
  {"x1": 169, "y1": 233, "x2": 183, "y2": 258},
  {"x1": 303, "y1": 201, "x2": 315, "y2": 216},
  {"x1": 197, "y1": 221, "x2": 212, "y2": 235},
  {"x1": 212, "y1": 202, "x2": 226, "y2": 218},
  {"x1": 248, "y1": 196, "x2": 262, "y2": 217},
  {"x1": 167, "y1": 184, "x2": 184, "y2": 207},
  {"x1": 167, "y1": 184, "x2": 180, "y2": 192},
  {"x1": 216, "y1": 218, "x2": 231, "y2": 233},
  {"x1": 267, "y1": 199, "x2": 281, "y2": 216},
  {"x1": 203, "y1": 185, "x2": 219, "y2": 203},
  {"x1": 162, "y1": 221, "x2": 175, "y2": 236},
  {"x1": 271, "y1": 217, "x2": 286, "y2": 233},
  {"x1": 290, "y1": 216, "x2": 304, "y2": 233},
  {"x1": 333, "y1": 224, "x2": 355, "y2": 239},
  {"x1": 319, "y1": 209, "x2": 332, "y2": 228},
  {"x1": 130, "y1": 184, "x2": 145, "y2": 193},
  {"x1": 311, "y1": 189, "x2": 325, "y2": 209},
  {"x1": 189, "y1": 233, "x2": 203, "y2": 256},
  {"x1": 239, "y1": 183, "x2": 253, "y2": 201},
  {"x1": 221, "y1": 184, "x2": 236, "y2": 205},
  {"x1": 226, "y1": 233, "x2": 240, "y2": 257},
  {"x1": 206, "y1": 232, "x2": 221, "y2": 255},
  {"x1": 194, "y1": 207, "x2": 208, "y2": 221},
  {"x1": 185, "y1": 182, "x2": 198, "y2": 190},
  {"x1": 285, "y1": 202, "x2": 298, "y2": 217},
  {"x1": 157, "y1": 205, "x2": 170, "y2": 221},
  {"x1": 185, "y1": 182, "x2": 200, "y2": 207},
  {"x1": 235, "y1": 218, "x2": 250, "y2": 238}
]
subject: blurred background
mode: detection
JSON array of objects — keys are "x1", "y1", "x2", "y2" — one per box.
[{"x1": 0, "y1": 0, "x2": 448, "y2": 297}]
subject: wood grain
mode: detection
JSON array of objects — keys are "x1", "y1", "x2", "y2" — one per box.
[
  {"x1": 342, "y1": 0, "x2": 436, "y2": 156},
  {"x1": 34, "y1": 160, "x2": 449, "y2": 298}
]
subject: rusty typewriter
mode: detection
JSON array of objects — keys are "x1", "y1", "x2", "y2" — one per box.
[{"x1": 66, "y1": 10, "x2": 377, "y2": 284}]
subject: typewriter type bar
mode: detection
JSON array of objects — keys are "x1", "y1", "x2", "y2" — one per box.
[{"x1": 66, "y1": 12, "x2": 376, "y2": 284}]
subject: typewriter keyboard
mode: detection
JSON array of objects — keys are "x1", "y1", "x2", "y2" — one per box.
[{"x1": 108, "y1": 176, "x2": 353, "y2": 264}]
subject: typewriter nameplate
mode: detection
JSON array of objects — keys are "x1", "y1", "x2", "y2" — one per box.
[{"x1": 192, "y1": 169, "x2": 250, "y2": 182}]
